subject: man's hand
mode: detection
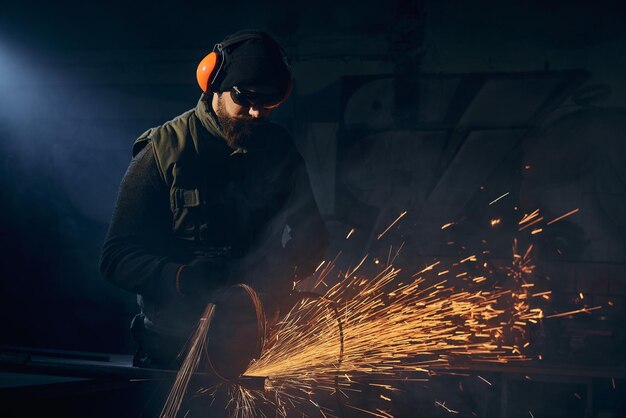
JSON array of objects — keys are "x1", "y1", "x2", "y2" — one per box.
[{"x1": 176, "y1": 252, "x2": 233, "y2": 298}]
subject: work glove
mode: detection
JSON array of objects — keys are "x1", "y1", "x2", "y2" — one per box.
[{"x1": 175, "y1": 251, "x2": 233, "y2": 299}]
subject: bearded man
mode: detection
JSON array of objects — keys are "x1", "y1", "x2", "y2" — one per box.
[{"x1": 100, "y1": 30, "x2": 328, "y2": 372}]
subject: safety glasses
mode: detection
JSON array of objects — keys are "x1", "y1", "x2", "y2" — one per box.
[{"x1": 230, "y1": 86, "x2": 283, "y2": 109}]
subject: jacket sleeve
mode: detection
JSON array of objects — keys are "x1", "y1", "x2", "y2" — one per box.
[{"x1": 99, "y1": 143, "x2": 181, "y2": 301}]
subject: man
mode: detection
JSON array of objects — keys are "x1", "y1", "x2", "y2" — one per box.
[{"x1": 100, "y1": 30, "x2": 329, "y2": 372}]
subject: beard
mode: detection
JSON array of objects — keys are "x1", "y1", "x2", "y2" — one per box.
[{"x1": 215, "y1": 96, "x2": 265, "y2": 150}]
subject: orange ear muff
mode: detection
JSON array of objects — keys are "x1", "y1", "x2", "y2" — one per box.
[{"x1": 196, "y1": 52, "x2": 219, "y2": 93}]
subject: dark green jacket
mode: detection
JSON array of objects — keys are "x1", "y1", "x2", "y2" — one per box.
[{"x1": 101, "y1": 96, "x2": 328, "y2": 337}]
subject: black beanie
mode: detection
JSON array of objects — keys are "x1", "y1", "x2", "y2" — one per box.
[{"x1": 212, "y1": 31, "x2": 291, "y2": 94}]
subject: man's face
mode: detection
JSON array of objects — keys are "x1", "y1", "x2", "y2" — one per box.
[{"x1": 212, "y1": 89, "x2": 274, "y2": 149}]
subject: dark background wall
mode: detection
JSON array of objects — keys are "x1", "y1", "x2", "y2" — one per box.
[{"x1": 1, "y1": 0, "x2": 625, "y2": 415}]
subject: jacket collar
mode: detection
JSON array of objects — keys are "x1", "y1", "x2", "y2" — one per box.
[
  {"x1": 194, "y1": 93, "x2": 250, "y2": 155},
  {"x1": 195, "y1": 93, "x2": 226, "y2": 141}
]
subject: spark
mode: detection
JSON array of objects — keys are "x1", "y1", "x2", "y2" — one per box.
[
  {"x1": 346, "y1": 228, "x2": 356, "y2": 239},
  {"x1": 165, "y1": 227, "x2": 595, "y2": 418},
  {"x1": 369, "y1": 383, "x2": 400, "y2": 391},
  {"x1": 477, "y1": 375, "x2": 492, "y2": 386},
  {"x1": 532, "y1": 291, "x2": 551, "y2": 298},
  {"x1": 160, "y1": 304, "x2": 215, "y2": 418},
  {"x1": 413, "y1": 261, "x2": 441, "y2": 277},
  {"x1": 531, "y1": 228, "x2": 542, "y2": 235},
  {"x1": 346, "y1": 255, "x2": 368, "y2": 278},
  {"x1": 314, "y1": 252, "x2": 342, "y2": 289},
  {"x1": 441, "y1": 222, "x2": 455, "y2": 230},
  {"x1": 489, "y1": 192, "x2": 509, "y2": 206},
  {"x1": 529, "y1": 411, "x2": 535, "y2": 418},
  {"x1": 435, "y1": 401, "x2": 459, "y2": 414},
  {"x1": 237, "y1": 244, "x2": 546, "y2": 417},
  {"x1": 460, "y1": 255, "x2": 477, "y2": 263},
  {"x1": 519, "y1": 216, "x2": 544, "y2": 232},
  {"x1": 546, "y1": 208, "x2": 580, "y2": 225},
  {"x1": 374, "y1": 409, "x2": 394, "y2": 418},
  {"x1": 545, "y1": 306, "x2": 602, "y2": 319},
  {"x1": 389, "y1": 242, "x2": 405, "y2": 266},
  {"x1": 519, "y1": 209, "x2": 541, "y2": 225},
  {"x1": 490, "y1": 218, "x2": 501, "y2": 227},
  {"x1": 377, "y1": 211, "x2": 408, "y2": 240},
  {"x1": 612, "y1": 378, "x2": 616, "y2": 389}
]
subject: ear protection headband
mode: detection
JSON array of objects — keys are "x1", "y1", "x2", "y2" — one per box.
[{"x1": 196, "y1": 32, "x2": 292, "y2": 105}]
